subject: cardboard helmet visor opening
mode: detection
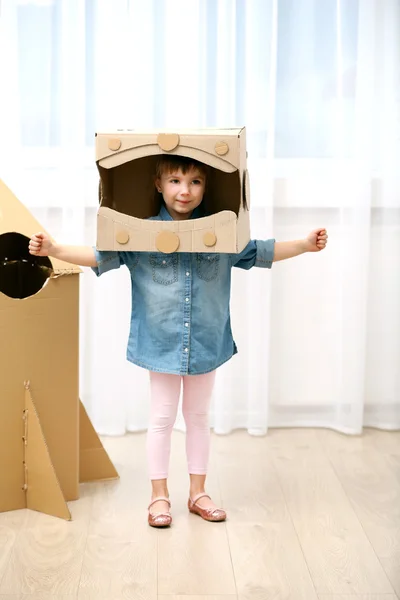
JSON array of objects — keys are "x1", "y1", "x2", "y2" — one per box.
[{"x1": 97, "y1": 154, "x2": 242, "y2": 220}]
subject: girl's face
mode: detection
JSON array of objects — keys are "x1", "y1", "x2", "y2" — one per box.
[{"x1": 156, "y1": 167, "x2": 206, "y2": 220}]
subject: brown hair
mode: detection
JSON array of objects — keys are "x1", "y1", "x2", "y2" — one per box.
[{"x1": 155, "y1": 155, "x2": 209, "y2": 180}]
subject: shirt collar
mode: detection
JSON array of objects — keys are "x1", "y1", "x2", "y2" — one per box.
[{"x1": 158, "y1": 204, "x2": 205, "y2": 221}]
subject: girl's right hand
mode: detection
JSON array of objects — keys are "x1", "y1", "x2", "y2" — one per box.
[{"x1": 29, "y1": 232, "x2": 54, "y2": 257}]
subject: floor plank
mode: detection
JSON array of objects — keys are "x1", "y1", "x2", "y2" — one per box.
[
  {"x1": 318, "y1": 595, "x2": 398, "y2": 599},
  {"x1": 270, "y1": 429, "x2": 394, "y2": 595},
  {"x1": 158, "y1": 596, "x2": 237, "y2": 600},
  {"x1": 0, "y1": 509, "x2": 87, "y2": 596},
  {"x1": 0, "y1": 511, "x2": 28, "y2": 590},
  {"x1": 318, "y1": 429, "x2": 400, "y2": 560},
  {"x1": 366, "y1": 429, "x2": 400, "y2": 489},
  {"x1": 0, "y1": 595, "x2": 77, "y2": 599},
  {"x1": 228, "y1": 521, "x2": 318, "y2": 600},
  {"x1": 379, "y1": 555, "x2": 400, "y2": 598},
  {"x1": 216, "y1": 432, "x2": 318, "y2": 599},
  {"x1": 158, "y1": 511, "x2": 236, "y2": 596},
  {"x1": 215, "y1": 432, "x2": 281, "y2": 523},
  {"x1": 78, "y1": 532, "x2": 157, "y2": 600}
]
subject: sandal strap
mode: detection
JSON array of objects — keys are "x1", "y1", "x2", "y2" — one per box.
[
  {"x1": 190, "y1": 492, "x2": 211, "y2": 506},
  {"x1": 148, "y1": 496, "x2": 171, "y2": 510}
]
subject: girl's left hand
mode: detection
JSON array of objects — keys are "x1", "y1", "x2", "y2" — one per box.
[{"x1": 304, "y1": 228, "x2": 328, "y2": 252}]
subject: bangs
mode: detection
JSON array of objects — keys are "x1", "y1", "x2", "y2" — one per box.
[{"x1": 155, "y1": 155, "x2": 208, "y2": 179}]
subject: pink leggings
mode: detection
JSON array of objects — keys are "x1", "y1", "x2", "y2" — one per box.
[{"x1": 146, "y1": 371, "x2": 216, "y2": 480}]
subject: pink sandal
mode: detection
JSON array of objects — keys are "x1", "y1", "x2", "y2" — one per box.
[
  {"x1": 188, "y1": 493, "x2": 227, "y2": 522},
  {"x1": 148, "y1": 496, "x2": 172, "y2": 528}
]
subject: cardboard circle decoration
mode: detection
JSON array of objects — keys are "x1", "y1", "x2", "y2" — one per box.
[
  {"x1": 0, "y1": 232, "x2": 53, "y2": 299},
  {"x1": 157, "y1": 133, "x2": 180, "y2": 152},
  {"x1": 116, "y1": 230, "x2": 130, "y2": 245},
  {"x1": 203, "y1": 232, "x2": 217, "y2": 247},
  {"x1": 215, "y1": 141, "x2": 229, "y2": 156},
  {"x1": 156, "y1": 231, "x2": 180, "y2": 253},
  {"x1": 108, "y1": 138, "x2": 122, "y2": 151}
]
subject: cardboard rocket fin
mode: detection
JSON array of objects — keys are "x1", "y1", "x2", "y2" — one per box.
[
  {"x1": 24, "y1": 385, "x2": 71, "y2": 521},
  {"x1": 79, "y1": 400, "x2": 119, "y2": 483}
]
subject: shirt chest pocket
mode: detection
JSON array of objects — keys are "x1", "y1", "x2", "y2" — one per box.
[
  {"x1": 196, "y1": 254, "x2": 220, "y2": 281},
  {"x1": 149, "y1": 254, "x2": 178, "y2": 285}
]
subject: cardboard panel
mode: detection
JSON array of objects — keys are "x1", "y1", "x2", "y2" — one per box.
[
  {"x1": 79, "y1": 400, "x2": 119, "y2": 483},
  {"x1": 22, "y1": 276, "x2": 80, "y2": 502},
  {"x1": 0, "y1": 287, "x2": 30, "y2": 512},
  {"x1": 97, "y1": 207, "x2": 240, "y2": 253},
  {"x1": 0, "y1": 276, "x2": 80, "y2": 507},
  {"x1": 24, "y1": 386, "x2": 71, "y2": 521},
  {"x1": 0, "y1": 382, "x2": 25, "y2": 513},
  {"x1": 96, "y1": 128, "x2": 243, "y2": 170}
]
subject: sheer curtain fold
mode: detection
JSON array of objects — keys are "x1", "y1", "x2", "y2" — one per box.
[{"x1": 0, "y1": 0, "x2": 399, "y2": 435}]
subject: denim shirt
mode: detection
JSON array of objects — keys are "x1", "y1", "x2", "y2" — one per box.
[{"x1": 92, "y1": 205, "x2": 275, "y2": 375}]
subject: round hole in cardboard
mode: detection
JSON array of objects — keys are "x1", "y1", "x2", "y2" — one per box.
[{"x1": 0, "y1": 233, "x2": 53, "y2": 299}]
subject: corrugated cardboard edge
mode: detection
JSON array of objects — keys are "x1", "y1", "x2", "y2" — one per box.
[
  {"x1": 79, "y1": 400, "x2": 119, "y2": 483},
  {"x1": 24, "y1": 384, "x2": 72, "y2": 521},
  {"x1": 97, "y1": 145, "x2": 237, "y2": 172},
  {"x1": 97, "y1": 207, "x2": 242, "y2": 253},
  {"x1": 96, "y1": 127, "x2": 245, "y2": 172},
  {"x1": 0, "y1": 178, "x2": 81, "y2": 276}
]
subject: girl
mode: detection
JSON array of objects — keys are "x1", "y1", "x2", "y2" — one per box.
[{"x1": 29, "y1": 155, "x2": 328, "y2": 527}]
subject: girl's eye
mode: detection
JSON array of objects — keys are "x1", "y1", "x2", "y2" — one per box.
[
  {"x1": 192, "y1": 180, "x2": 201, "y2": 185},
  {"x1": 170, "y1": 179, "x2": 179, "y2": 184}
]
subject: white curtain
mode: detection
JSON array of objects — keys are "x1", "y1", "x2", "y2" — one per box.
[{"x1": 0, "y1": 0, "x2": 399, "y2": 435}]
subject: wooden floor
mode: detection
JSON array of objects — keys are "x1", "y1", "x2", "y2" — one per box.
[{"x1": 0, "y1": 428, "x2": 399, "y2": 600}]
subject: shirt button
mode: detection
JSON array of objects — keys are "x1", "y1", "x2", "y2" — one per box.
[
  {"x1": 184, "y1": 348, "x2": 188, "y2": 352},
  {"x1": 162, "y1": 260, "x2": 166, "y2": 265},
  {"x1": 185, "y1": 298, "x2": 189, "y2": 302},
  {"x1": 185, "y1": 323, "x2": 189, "y2": 327},
  {"x1": 186, "y1": 272, "x2": 190, "y2": 276}
]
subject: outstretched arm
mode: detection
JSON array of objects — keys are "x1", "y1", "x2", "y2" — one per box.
[
  {"x1": 273, "y1": 228, "x2": 328, "y2": 262},
  {"x1": 29, "y1": 232, "x2": 98, "y2": 267}
]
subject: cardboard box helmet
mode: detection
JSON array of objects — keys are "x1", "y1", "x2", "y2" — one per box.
[{"x1": 96, "y1": 127, "x2": 251, "y2": 254}]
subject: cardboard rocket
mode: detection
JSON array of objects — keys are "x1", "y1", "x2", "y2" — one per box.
[
  {"x1": 96, "y1": 127, "x2": 251, "y2": 254},
  {"x1": 0, "y1": 179, "x2": 118, "y2": 521}
]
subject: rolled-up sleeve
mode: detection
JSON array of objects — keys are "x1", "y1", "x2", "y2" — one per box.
[
  {"x1": 91, "y1": 248, "x2": 124, "y2": 277},
  {"x1": 231, "y1": 239, "x2": 275, "y2": 270}
]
